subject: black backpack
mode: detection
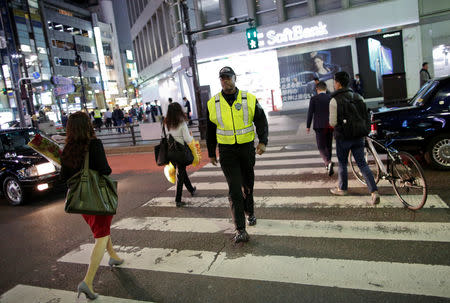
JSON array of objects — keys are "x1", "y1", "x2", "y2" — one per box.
[{"x1": 336, "y1": 92, "x2": 370, "y2": 139}]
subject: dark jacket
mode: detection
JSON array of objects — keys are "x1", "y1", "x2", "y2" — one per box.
[
  {"x1": 112, "y1": 108, "x2": 124, "y2": 121},
  {"x1": 184, "y1": 100, "x2": 191, "y2": 114},
  {"x1": 206, "y1": 88, "x2": 269, "y2": 157},
  {"x1": 331, "y1": 88, "x2": 367, "y2": 140},
  {"x1": 307, "y1": 92, "x2": 331, "y2": 130},
  {"x1": 60, "y1": 138, "x2": 111, "y2": 182}
]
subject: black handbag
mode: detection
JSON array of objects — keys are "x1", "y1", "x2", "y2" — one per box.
[
  {"x1": 167, "y1": 135, "x2": 194, "y2": 166},
  {"x1": 65, "y1": 152, "x2": 118, "y2": 215},
  {"x1": 155, "y1": 124, "x2": 169, "y2": 166}
]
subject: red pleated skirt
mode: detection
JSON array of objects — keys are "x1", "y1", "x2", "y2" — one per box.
[{"x1": 82, "y1": 214, "x2": 113, "y2": 238}]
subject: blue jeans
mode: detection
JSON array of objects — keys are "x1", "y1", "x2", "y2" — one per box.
[{"x1": 336, "y1": 137, "x2": 378, "y2": 193}]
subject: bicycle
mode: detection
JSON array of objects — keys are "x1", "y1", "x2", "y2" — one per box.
[{"x1": 349, "y1": 134, "x2": 428, "y2": 210}]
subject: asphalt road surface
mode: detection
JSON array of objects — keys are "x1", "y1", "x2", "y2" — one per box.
[{"x1": 0, "y1": 114, "x2": 449, "y2": 303}]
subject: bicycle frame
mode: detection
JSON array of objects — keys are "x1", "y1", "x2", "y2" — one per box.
[{"x1": 365, "y1": 136, "x2": 399, "y2": 180}]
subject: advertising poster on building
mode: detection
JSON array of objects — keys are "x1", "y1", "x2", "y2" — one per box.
[
  {"x1": 356, "y1": 31, "x2": 405, "y2": 98},
  {"x1": 277, "y1": 46, "x2": 354, "y2": 103}
]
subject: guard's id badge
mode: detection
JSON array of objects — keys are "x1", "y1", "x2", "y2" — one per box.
[{"x1": 235, "y1": 103, "x2": 242, "y2": 110}]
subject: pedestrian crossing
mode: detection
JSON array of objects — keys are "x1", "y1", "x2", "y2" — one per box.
[{"x1": 2, "y1": 145, "x2": 449, "y2": 301}]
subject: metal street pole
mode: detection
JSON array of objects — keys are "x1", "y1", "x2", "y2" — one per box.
[
  {"x1": 72, "y1": 35, "x2": 87, "y2": 112},
  {"x1": 179, "y1": 1, "x2": 254, "y2": 139},
  {"x1": 180, "y1": 0, "x2": 204, "y2": 139}
]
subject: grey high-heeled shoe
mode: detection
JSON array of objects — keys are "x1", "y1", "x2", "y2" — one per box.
[
  {"x1": 77, "y1": 281, "x2": 98, "y2": 300},
  {"x1": 108, "y1": 257, "x2": 124, "y2": 269}
]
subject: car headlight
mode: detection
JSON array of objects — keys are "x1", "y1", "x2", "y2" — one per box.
[
  {"x1": 19, "y1": 163, "x2": 56, "y2": 177},
  {"x1": 36, "y1": 163, "x2": 56, "y2": 175}
]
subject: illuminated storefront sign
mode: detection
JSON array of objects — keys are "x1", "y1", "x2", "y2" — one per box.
[{"x1": 263, "y1": 22, "x2": 328, "y2": 47}]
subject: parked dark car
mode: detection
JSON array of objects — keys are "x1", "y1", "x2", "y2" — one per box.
[
  {"x1": 0, "y1": 128, "x2": 61, "y2": 205},
  {"x1": 371, "y1": 76, "x2": 450, "y2": 170}
]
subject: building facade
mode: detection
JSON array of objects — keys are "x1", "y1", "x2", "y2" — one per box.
[
  {"x1": 129, "y1": 0, "x2": 449, "y2": 117},
  {"x1": 0, "y1": 0, "x2": 132, "y2": 126}
]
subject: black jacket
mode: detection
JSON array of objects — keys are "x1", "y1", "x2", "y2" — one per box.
[
  {"x1": 206, "y1": 88, "x2": 269, "y2": 157},
  {"x1": 60, "y1": 139, "x2": 111, "y2": 182},
  {"x1": 306, "y1": 92, "x2": 331, "y2": 130},
  {"x1": 331, "y1": 88, "x2": 367, "y2": 140},
  {"x1": 112, "y1": 108, "x2": 124, "y2": 121}
]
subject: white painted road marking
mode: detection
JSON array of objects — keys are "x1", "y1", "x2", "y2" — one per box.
[
  {"x1": 259, "y1": 150, "x2": 336, "y2": 159},
  {"x1": 143, "y1": 195, "x2": 448, "y2": 209},
  {"x1": 59, "y1": 244, "x2": 450, "y2": 298},
  {"x1": 0, "y1": 284, "x2": 153, "y2": 303},
  {"x1": 203, "y1": 157, "x2": 337, "y2": 168},
  {"x1": 111, "y1": 216, "x2": 450, "y2": 242},
  {"x1": 192, "y1": 167, "x2": 329, "y2": 177},
  {"x1": 168, "y1": 180, "x2": 391, "y2": 191}
]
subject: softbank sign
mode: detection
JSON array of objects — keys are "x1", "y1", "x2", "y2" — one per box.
[{"x1": 263, "y1": 22, "x2": 329, "y2": 46}]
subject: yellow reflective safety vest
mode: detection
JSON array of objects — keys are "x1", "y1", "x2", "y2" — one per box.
[
  {"x1": 207, "y1": 90, "x2": 256, "y2": 144},
  {"x1": 94, "y1": 109, "x2": 102, "y2": 118}
]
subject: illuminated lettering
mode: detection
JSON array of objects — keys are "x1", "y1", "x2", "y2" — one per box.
[{"x1": 265, "y1": 22, "x2": 328, "y2": 46}]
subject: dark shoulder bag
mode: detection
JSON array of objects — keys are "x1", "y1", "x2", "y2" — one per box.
[
  {"x1": 167, "y1": 135, "x2": 194, "y2": 166},
  {"x1": 155, "y1": 123, "x2": 169, "y2": 166},
  {"x1": 65, "y1": 152, "x2": 118, "y2": 215}
]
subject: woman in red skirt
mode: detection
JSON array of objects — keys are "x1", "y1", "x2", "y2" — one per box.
[{"x1": 61, "y1": 111, "x2": 123, "y2": 300}]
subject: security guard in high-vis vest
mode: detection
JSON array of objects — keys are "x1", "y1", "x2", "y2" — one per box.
[
  {"x1": 93, "y1": 107, "x2": 103, "y2": 131},
  {"x1": 207, "y1": 66, "x2": 268, "y2": 244}
]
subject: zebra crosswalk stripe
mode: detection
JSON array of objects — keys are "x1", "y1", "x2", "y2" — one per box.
[
  {"x1": 191, "y1": 167, "x2": 329, "y2": 176},
  {"x1": 143, "y1": 195, "x2": 448, "y2": 208},
  {"x1": 203, "y1": 157, "x2": 336, "y2": 168},
  {"x1": 58, "y1": 244, "x2": 450, "y2": 298},
  {"x1": 0, "y1": 284, "x2": 153, "y2": 303},
  {"x1": 168, "y1": 180, "x2": 391, "y2": 191},
  {"x1": 111, "y1": 216, "x2": 450, "y2": 242}
]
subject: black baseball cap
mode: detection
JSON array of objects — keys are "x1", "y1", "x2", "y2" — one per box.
[{"x1": 219, "y1": 66, "x2": 235, "y2": 77}]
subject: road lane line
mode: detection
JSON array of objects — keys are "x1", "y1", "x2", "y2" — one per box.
[
  {"x1": 168, "y1": 180, "x2": 391, "y2": 191},
  {"x1": 0, "y1": 284, "x2": 153, "y2": 303},
  {"x1": 111, "y1": 216, "x2": 450, "y2": 242},
  {"x1": 58, "y1": 244, "x2": 450, "y2": 298},
  {"x1": 143, "y1": 195, "x2": 448, "y2": 209}
]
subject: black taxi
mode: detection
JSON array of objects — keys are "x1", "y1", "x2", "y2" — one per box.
[{"x1": 0, "y1": 128, "x2": 61, "y2": 205}]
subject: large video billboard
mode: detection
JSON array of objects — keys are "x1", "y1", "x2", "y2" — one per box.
[
  {"x1": 356, "y1": 31, "x2": 405, "y2": 98},
  {"x1": 278, "y1": 46, "x2": 354, "y2": 103}
]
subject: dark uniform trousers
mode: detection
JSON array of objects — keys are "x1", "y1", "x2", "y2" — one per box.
[{"x1": 219, "y1": 141, "x2": 255, "y2": 231}]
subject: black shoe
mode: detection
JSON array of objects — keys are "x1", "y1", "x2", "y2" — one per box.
[
  {"x1": 190, "y1": 186, "x2": 197, "y2": 197},
  {"x1": 327, "y1": 162, "x2": 334, "y2": 177},
  {"x1": 176, "y1": 201, "x2": 186, "y2": 207},
  {"x1": 233, "y1": 229, "x2": 250, "y2": 243},
  {"x1": 248, "y1": 215, "x2": 257, "y2": 226}
]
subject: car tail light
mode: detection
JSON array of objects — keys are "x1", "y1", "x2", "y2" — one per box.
[{"x1": 370, "y1": 122, "x2": 377, "y2": 135}]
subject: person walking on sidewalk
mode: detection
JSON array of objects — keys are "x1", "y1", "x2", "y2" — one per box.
[
  {"x1": 207, "y1": 66, "x2": 269, "y2": 244},
  {"x1": 329, "y1": 71, "x2": 380, "y2": 205},
  {"x1": 419, "y1": 62, "x2": 431, "y2": 87},
  {"x1": 307, "y1": 81, "x2": 334, "y2": 176},
  {"x1": 165, "y1": 102, "x2": 197, "y2": 206},
  {"x1": 60, "y1": 112, "x2": 123, "y2": 300}
]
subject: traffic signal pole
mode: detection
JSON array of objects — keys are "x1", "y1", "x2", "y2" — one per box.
[{"x1": 179, "y1": 0, "x2": 253, "y2": 139}]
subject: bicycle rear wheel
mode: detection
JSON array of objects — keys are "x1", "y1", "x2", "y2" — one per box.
[
  {"x1": 390, "y1": 151, "x2": 427, "y2": 210},
  {"x1": 349, "y1": 148, "x2": 380, "y2": 185}
]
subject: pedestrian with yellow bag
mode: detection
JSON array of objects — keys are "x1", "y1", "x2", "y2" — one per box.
[
  {"x1": 207, "y1": 66, "x2": 269, "y2": 244},
  {"x1": 164, "y1": 102, "x2": 200, "y2": 207}
]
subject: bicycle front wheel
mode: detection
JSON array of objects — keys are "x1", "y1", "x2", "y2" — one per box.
[
  {"x1": 390, "y1": 151, "x2": 427, "y2": 210},
  {"x1": 349, "y1": 148, "x2": 380, "y2": 185}
]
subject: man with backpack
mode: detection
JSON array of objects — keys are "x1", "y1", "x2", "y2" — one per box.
[{"x1": 329, "y1": 71, "x2": 380, "y2": 205}]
